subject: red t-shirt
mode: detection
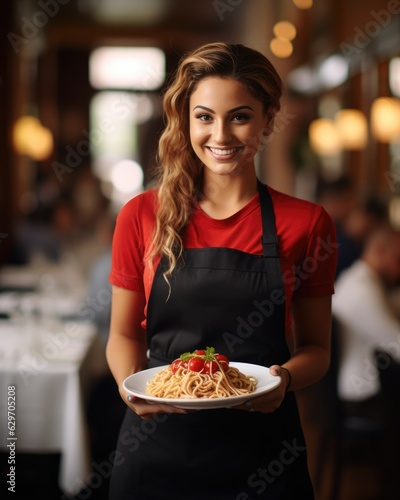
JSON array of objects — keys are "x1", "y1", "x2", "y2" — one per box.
[{"x1": 109, "y1": 185, "x2": 337, "y2": 331}]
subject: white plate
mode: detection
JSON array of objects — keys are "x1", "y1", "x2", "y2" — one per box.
[{"x1": 123, "y1": 362, "x2": 281, "y2": 409}]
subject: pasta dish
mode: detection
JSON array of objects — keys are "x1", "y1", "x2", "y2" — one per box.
[{"x1": 146, "y1": 347, "x2": 257, "y2": 399}]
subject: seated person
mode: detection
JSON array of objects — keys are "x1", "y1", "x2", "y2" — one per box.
[{"x1": 332, "y1": 224, "x2": 400, "y2": 413}]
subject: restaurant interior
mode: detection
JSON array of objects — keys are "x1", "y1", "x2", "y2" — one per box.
[{"x1": 1, "y1": 0, "x2": 400, "y2": 499}]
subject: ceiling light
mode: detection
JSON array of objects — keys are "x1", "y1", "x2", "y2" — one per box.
[
  {"x1": 80, "y1": 0, "x2": 171, "y2": 25},
  {"x1": 293, "y1": 0, "x2": 313, "y2": 9},
  {"x1": 309, "y1": 118, "x2": 342, "y2": 156},
  {"x1": 89, "y1": 47, "x2": 165, "y2": 90},
  {"x1": 110, "y1": 160, "x2": 144, "y2": 194},
  {"x1": 335, "y1": 109, "x2": 368, "y2": 150},
  {"x1": 273, "y1": 21, "x2": 297, "y2": 41},
  {"x1": 371, "y1": 97, "x2": 400, "y2": 142},
  {"x1": 269, "y1": 38, "x2": 293, "y2": 58},
  {"x1": 286, "y1": 66, "x2": 321, "y2": 94},
  {"x1": 13, "y1": 116, "x2": 53, "y2": 160},
  {"x1": 318, "y1": 54, "x2": 349, "y2": 88}
]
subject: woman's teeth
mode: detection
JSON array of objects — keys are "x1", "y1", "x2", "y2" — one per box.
[{"x1": 209, "y1": 147, "x2": 237, "y2": 155}]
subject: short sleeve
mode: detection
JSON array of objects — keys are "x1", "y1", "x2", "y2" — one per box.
[
  {"x1": 109, "y1": 191, "x2": 156, "y2": 292},
  {"x1": 293, "y1": 207, "x2": 338, "y2": 298}
]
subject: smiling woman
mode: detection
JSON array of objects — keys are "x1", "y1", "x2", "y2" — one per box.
[
  {"x1": 189, "y1": 79, "x2": 269, "y2": 178},
  {"x1": 152, "y1": 42, "x2": 282, "y2": 277},
  {"x1": 107, "y1": 42, "x2": 337, "y2": 500}
]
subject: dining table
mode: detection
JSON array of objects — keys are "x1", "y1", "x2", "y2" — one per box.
[{"x1": 0, "y1": 262, "x2": 109, "y2": 495}]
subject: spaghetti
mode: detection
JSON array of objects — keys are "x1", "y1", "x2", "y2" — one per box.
[{"x1": 146, "y1": 364, "x2": 257, "y2": 399}]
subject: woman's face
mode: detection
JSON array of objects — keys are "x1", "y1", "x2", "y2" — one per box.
[{"x1": 189, "y1": 77, "x2": 271, "y2": 180}]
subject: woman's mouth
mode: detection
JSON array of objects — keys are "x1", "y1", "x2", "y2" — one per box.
[{"x1": 207, "y1": 147, "x2": 241, "y2": 159}]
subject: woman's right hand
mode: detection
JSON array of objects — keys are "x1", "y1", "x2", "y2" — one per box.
[{"x1": 121, "y1": 389, "x2": 188, "y2": 420}]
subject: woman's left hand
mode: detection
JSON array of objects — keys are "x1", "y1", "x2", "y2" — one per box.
[{"x1": 233, "y1": 365, "x2": 290, "y2": 413}]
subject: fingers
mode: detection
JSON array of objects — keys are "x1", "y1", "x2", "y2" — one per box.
[
  {"x1": 125, "y1": 394, "x2": 187, "y2": 419},
  {"x1": 269, "y1": 364, "x2": 282, "y2": 376},
  {"x1": 269, "y1": 365, "x2": 291, "y2": 391}
]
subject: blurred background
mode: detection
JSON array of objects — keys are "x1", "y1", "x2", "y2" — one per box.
[
  {"x1": 1, "y1": 0, "x2": 400, "y2": 265},
  {"x1": 0, "y1": 0, "x2": 400, "y2": 499}
]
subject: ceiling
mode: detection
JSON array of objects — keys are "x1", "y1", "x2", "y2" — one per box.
[{"x1": 14, "y1": 0, "x2": 244, "y2": 53}]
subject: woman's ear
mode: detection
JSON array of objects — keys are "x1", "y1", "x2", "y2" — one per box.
[{"x1": 262, "y1": 107, "x2": 278, "y2": 136}]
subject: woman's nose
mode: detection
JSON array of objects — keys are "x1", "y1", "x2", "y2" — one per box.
[{"x1": 213, "y1": 120, "x2": 231, "y2": 144}]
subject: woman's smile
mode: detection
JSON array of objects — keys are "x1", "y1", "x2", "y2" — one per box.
[
  {"x1": 189, "y1": 77, "x2": 270, "y2": 178},
  {"x1": 207, "y1": 146, "x2": 244, "y2": 160}
]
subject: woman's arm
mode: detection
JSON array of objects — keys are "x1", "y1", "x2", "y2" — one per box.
[
  {"x1": 106, "y1": 285, "x2": 148, "y2": 386},
  {"x1": 106, "y1": 285, "x2": 186, "y2": 418},
  {"x1": 237, "y1": 295, "x2": 332, "y2": 413},
  {"x1": 282, "y1": 295, "x2": 332, "y2": 390}
]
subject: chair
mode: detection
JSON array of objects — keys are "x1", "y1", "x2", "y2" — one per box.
[{"x1": 313, "y1": 318, "x2": 385, "y2": 500}]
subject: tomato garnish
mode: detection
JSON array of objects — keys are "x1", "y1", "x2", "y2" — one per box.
[
  {"x1": 172, "y1": 347, "x2": 230, "y2": 375},
  {"x1": 204, "y1": 360, "x2": 219, "y2": 374},
  {"x1": 188, "y1": 357, "x2": 205, "y2": 372},
  {"x1": 171, "y1": 359, "x2": 183, "y2": 374},
  {"x1": 215, "y1": 354, "x2": 229, "y2": 371}
]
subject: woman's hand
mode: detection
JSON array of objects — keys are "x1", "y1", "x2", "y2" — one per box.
[
  {"x1": 121, "y1": 389, "x2": 188, "y2": 419},
  {"x1": 234, "y1": 365, "x2": 290, "y2": 413}
]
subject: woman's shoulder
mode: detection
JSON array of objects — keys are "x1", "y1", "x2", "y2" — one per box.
[
  {"x1": 120, "y1": 188, "x2": 158, "y2": 211},
  {"x1": 268, "y1": 185, "x2": 320, "y2": 211},
  {"x1": 267, "y1": 185, "x2": 333, "y2": 231},
  {"x1": 117, "y1": 188, "x2": 158, "y2": 220},
  {"x1": 114, "y1": 189, "x2": 158, "y2": 240}
]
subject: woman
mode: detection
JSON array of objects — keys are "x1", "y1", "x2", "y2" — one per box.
[{"x1": 107, "y1": 42, "x2": 337, "y2": 499}]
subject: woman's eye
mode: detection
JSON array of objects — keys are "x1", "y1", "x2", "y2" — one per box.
[
  {"x1": 232, "y1": 113, "x2": 250, "y2": 121},
  {"x1": 195, "y1": 114, "x2": 212, "y2": 122}
]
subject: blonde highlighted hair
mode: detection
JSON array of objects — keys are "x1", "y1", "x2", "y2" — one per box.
[{"x1": 149, "y1": 42, "x2": 283, "y2": 281}]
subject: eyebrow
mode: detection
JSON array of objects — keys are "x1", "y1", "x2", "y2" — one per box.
[{"x1": 192, "y1": 105, "x2": 254, "y2": 113}]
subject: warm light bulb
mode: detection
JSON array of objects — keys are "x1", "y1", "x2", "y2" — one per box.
[
  {"x1": 335, "y1": 109, "x2": 368, "y2": 149},
  {"x1": 13, "y1": 116, "x2": 53, "y2": 160},
  {"x1": 371, "y1": 97, "x2": 400, "y2": 142},
  {"x1": 28, "y1": 127, "x2": 54, "y2": 160},
  {"x1": 269, "y1": 38, "x2": 293, "y2": 58},
  {"x1": 13, "y1": 116, "x2": 41, "y2": 153},
  {"x1": 293, "y1": 0, "x2": 313, "y2": 8},
  {"x1": 309, "y1": 118, "x2": 342, "y2": 156},
  {"x1": 273, "y1": 21, "x2": 297, "y2": 41}
]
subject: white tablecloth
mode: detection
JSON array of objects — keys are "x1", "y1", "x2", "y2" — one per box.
[{"x1": 0, "y1": 319, "x2": 107, "y2": 495}]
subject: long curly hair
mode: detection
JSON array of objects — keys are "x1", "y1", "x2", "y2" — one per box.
[{"x1": 149, "y1": 42, "x2": 283, "y2": 282}]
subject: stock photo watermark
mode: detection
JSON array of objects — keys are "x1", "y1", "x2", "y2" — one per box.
[
  {"x1": 5, "y1": 385, "x2": 17, "y2": 493},
  {"x1": 213, "y1": 0, "x2": 246, "y2": 22},
  {"x1": 236, "y1": 438, "x2": 306, "y2": 499},
  {"x1": 223, "y1": 234, "x2": 338, "y2": 354},
  {"x1": 52, "y1": 93, "x2": 148, "y2": 183},
  {"x1": 349, "y1": 335, "x2": 400, "y2": 396},
  {"x1": 340, "y1": 1, "x2": 400, "y2": 60},
  {"x1": 16, "y1": 285, "x2": 111, "y2": 385},
  {"x1": 7, "y1": 0, "x2": 72, "y2": 54}
]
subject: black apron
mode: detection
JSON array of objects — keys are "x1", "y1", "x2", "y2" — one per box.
[{"x1": 109, "y1": 181, "x2": 314, "y2": 500}]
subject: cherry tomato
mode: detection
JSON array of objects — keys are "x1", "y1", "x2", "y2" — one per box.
[
  {"x1": 195, "y1": 349, "x2": 206, "y2": 356},
  {"x1": 204, "y1": 360, "x2": 219, "y2": 374},
  {"x1": 188, "y1": 357, "x2": 205, "y2": 372},
  {"x1": 215, "y1": 354, "x2": 229, "y2": 371},
  {"x1": 171, "y1": 359, "x2": 184, "y2": 374}
]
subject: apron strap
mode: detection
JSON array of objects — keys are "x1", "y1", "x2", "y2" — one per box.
[{"x1": 257, "y1": 180, "x2": 279, "y2": 258}]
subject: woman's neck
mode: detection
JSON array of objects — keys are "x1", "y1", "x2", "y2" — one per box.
[{"x1": 197, "y1": 172, "x2": 258, "y2": 220}]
